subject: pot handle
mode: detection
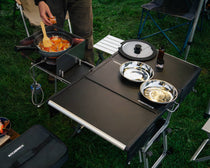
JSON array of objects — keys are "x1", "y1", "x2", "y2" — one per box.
[
  {"x1": 15, "y1": 45, "x2": 37, "y2": 52},
  {"x1": 166, "y1": 101, "x2": 179, "y2": 113}
]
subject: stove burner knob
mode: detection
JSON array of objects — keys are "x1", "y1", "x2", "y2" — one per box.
[{"x1": 134, "y1": 44, "x2": 142, "y2": 54}]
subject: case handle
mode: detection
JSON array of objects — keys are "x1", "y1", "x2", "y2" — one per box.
[{"x1": 11, "y1": 136, "x2": 52, "y2": 168}]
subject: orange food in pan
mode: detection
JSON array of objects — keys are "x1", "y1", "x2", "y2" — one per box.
[{"x1": 38, "y1": 36, "x2": 71, "y2": 52}]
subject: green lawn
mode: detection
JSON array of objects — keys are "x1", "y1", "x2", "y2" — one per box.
[{"x1": 0, "y1": 0, "x2": 209, "y2": 167}]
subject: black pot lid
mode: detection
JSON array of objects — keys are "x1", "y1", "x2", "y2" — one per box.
[{"x1": 118, "y1": 39, "x2": 157, "y2": 61}]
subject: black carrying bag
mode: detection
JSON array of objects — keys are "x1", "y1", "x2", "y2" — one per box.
[{"x1": 0, "y1": 125, "x2": 68, "y2": 168}]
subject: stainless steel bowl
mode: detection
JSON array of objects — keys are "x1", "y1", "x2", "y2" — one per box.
[
  {"x1": 120, "y1": 61, "x2": 154, "y2": 82},
  {"x1": 140, "y1": 79, "x2": 178, "y2": 104}
]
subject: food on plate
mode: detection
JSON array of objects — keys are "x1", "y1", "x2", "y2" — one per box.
[
  {"x1": 144, "y1": 87, "x2": 173, "y2": 103},
  {"x1": 0, "y1": 122, "x2": 3, "y2": 134},
  {"x1": 38, "y1": 36, "x2": 71, "y2": 52},
  {"x1": 0, "y1": 119, "x2": 10, "y2": 134}
]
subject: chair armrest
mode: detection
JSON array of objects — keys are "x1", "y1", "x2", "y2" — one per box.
[{"x1": 15, "y1": 0, "x2": 21, "y2": 5}]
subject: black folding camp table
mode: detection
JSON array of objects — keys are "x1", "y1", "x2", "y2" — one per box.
[{"x1": 48, "y1": 52, "x2": 201, "y2": 166}]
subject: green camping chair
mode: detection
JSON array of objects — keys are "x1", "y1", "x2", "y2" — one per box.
[{"x1": 137, "y1": 0, "x2": 205, "y2": 60}]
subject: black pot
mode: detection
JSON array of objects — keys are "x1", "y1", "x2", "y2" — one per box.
[
  {"x1": 118, "y1": 39, "x2": 157, "y2": 61},
  {"x1": 15, "y1": 31, "x2": 74, "y2": 58}
]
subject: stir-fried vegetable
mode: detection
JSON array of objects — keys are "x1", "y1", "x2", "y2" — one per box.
[{"x1": 38, "y1": 36, "x2": 71, "y2": 52}]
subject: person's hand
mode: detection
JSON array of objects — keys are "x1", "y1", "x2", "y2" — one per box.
[{"x1": 38, "y1": 1, "x2": 54, "y2": 26}]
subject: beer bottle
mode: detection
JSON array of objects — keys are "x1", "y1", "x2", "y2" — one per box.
[{"x1": 156, "y1": 46, "x2": 165, "y2": 72}]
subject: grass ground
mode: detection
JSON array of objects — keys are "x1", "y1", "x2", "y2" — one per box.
[{"x1": 0, "y1": 0, "x2": 209, "y2": 167}]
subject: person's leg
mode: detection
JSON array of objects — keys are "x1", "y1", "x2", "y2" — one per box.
[
  {"x1": 45, "y1": 0, "x2": 67, "y2": 28},
  {"x1": 68, "y1": 0, "x2": 94, "y2": 64}
]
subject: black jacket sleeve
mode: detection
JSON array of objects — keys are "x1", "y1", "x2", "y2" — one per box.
[{"x1": 34, "y1": 0, "x2": 46, "y2": 6}]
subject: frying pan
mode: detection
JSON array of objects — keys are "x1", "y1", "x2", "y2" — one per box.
[{"x1": 15, "y1": 31, "x2": 74, "y2": 58}]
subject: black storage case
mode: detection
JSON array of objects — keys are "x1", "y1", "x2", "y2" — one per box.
[{"x1": 0, "y1": 125, "x2": 68, "y2": 168}]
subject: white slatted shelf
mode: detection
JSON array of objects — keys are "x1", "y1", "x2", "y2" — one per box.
[{"x1": 94, "y1": 35, "x2": 124, "y2": 55}]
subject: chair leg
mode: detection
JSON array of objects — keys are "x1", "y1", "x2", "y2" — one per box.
[
  {"x1": 16, "y1": 3, "x2": 30, "y2": 37},
  {"x1": 190, "y1": 138, "x2": 210, "y2": 162},
  {"x1": 181, "y1": 20, "x2": 194, "y2": 53},
  {"x1": 138, "y1": 8, "x2": 148, "y2": 39},
  {"x1": 183, "y1": 1, "x2": 206, "y2": 53},
  {"x1": 184, "y1": 0, "x2": 205, "y2": 60},
  {"x1": 96, "y1": 50, "x2": 104, "y2": 65},
  {"x1": 137, "y1": 10, "x2": 181, "y2": 53},
  {"x1": 150, "y1": 14, "x2": 182, "y2": 53}
]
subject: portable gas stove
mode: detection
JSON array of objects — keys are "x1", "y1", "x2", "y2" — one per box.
[
  {"x1": 15, "y1": 26, "x2": 94, "y2": 107},
  {"x1": 16, "y1": 26, "x2": 93, "y2": 76}
]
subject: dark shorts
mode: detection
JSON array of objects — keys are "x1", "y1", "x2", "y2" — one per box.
[{"x1": 46, "y1": 0, "x2": 93, "y2": 50}]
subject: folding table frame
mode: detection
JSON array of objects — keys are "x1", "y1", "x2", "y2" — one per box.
[
  {"x1": 48, "y1": 52, "x2": 201, "y2": 168},
  {"x1": 138, "y1": 102, "x2": 179, "y2": 168}
]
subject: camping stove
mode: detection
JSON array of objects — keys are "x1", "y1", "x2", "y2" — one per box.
[{"x1": 17, "y1": 26, "x2": 86, "y2": 77}]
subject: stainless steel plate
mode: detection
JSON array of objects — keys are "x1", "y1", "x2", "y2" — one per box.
[
  {"x1": 120, "y1": 61, "x2": 154, "y2": 82},
  {"x1": 140, "y1": 79, "x2": 178, "y2": 104}
]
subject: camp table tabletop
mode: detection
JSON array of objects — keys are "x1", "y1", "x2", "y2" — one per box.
[{"x1": 48, "y1": 52, "x2": 201, "y2": 162}]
